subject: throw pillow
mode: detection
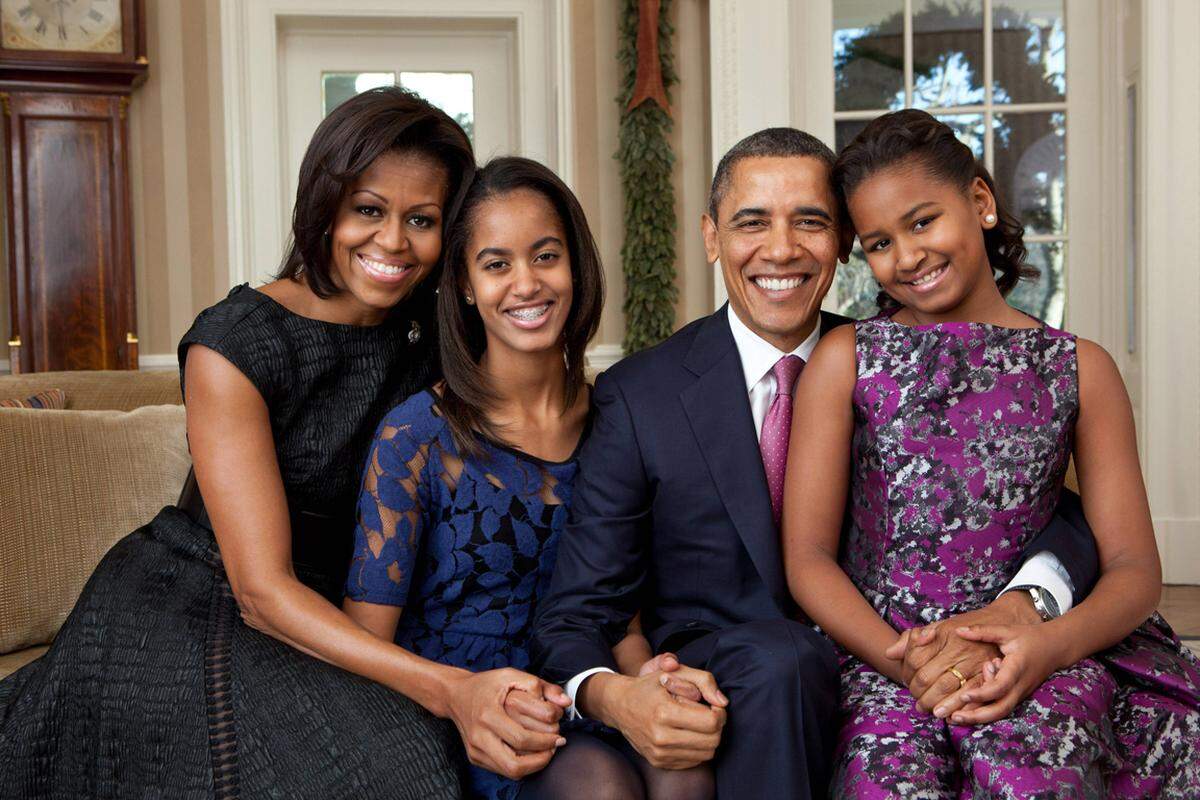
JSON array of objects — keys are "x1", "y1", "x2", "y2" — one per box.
[
  {"x1": 0, "y1": 404, "x2": 191, "y2": 654},
  {"x1": 0, "y1": 388, "x2": 66, "y2": 409}
]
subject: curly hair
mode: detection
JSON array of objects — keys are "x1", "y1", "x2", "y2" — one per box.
[{"x1": 831, "y1": 109, "x2": 1037, "y2": 310}]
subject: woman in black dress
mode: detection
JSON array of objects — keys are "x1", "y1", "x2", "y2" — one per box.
[{"x1": 0, "y1": 87, "x2": 548, "y2": 799}]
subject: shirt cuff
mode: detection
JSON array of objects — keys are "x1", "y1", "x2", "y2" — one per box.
[
  {"x1": 565, "y1": 667, "x2": 616, "y2": 720},
  {"x1": 1000, "y1": 550, "x2": 1075, "y2": 614}
]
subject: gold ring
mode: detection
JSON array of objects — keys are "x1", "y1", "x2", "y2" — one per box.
[{"x1": 946, "y1": 666, "x2": 967, "y2": 689}]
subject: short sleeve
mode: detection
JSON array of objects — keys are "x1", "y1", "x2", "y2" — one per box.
[
  {"x1": 343, "y1": 399, "x2": 438, "y2": 606},
  {"x1": 177, "y1": 285, "x2": 289, "y2": 403}
]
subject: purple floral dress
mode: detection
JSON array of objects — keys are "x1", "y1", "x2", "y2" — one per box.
[{"x1": 835, "y1": 313, "x2": 1200, "y2": 798}]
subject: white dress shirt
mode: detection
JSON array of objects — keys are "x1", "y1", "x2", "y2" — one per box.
[{"x1": 564, "y1": 307, "x2": 1073, "y2": 716}]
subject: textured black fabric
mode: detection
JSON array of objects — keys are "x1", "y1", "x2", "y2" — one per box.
[{"x1": 0, "y1": 285, "x2": 462, "y2": 799}]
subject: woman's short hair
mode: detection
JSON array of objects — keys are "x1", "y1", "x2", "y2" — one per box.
[
  {"x1": 437, "y1": 156, "x2": 604, "y2": 456},
  {"x1": 277, "y1": 86, "x2": 476, "y2": 298}
]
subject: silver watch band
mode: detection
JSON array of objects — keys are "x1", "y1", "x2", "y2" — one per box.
[{"x1": 1014, "y1": 585, "x2": 1059, "y2": 621}]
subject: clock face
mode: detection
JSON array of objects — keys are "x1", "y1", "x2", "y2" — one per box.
[{"x1": 1, "y1": 0, "x2": 123, "y2": 54}]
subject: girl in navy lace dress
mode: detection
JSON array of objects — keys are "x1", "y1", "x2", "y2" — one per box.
[{"x1": 343, "y1": 158, "x2": 714, "y2": 800}]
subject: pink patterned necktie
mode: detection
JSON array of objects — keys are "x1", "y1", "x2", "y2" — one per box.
[{"x1": 760, "y1": 354, "x2": 805, "y2": 526}]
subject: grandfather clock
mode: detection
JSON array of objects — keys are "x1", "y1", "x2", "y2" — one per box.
[{"x1": 0, "y1": 0, "x2": 146, "y2": 373}]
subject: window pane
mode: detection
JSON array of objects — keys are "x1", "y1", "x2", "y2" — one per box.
[
  {"x1": 1008, "y1": 240, "x2": 1064, "y2": 325},
  {"x1": 834, "y1": 0, "x2": 905, "y2": 112},
  {"x1": 993, "y1": 0, "x2": 1066, "y2": 103},
  {"x1": 936, "y1": 113, "x2": 986, "y2": 158},
  {"x1": 912, "y1": 0, "x2": 985, "y2": 109},
  {"x1": 992, "y1": 111, "x2": 1066, "y2": 235},
  {"x1": 834, "y1": 245, "x2": 883, "y2": 320},
  {"x1": 322, "y1": 72, "x2": 396, "y2": 117},
  {"x1": 399, "y1": 72, "x2": 475, "y2": 144},
  {"x1": 835, "y1": 119, "x2": 870, "y2": 153}
]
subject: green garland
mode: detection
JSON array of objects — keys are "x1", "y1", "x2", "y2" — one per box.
[{"x1": 616, "y1": 0, "x2": 678, "y2": 353}]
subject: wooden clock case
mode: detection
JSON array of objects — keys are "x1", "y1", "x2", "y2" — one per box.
[{"x1": 1, "y1": 0, "x2": 147, "y2": 373}]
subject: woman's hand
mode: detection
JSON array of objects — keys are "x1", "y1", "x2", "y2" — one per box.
[
  {"x1": 931, "y1": 623, "x2": 1063, "y2": 726},
  {"x1": 448, "y1": 668, "x2": 569, "y2": 779}
]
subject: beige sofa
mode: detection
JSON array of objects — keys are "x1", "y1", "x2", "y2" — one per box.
[{"x1": 0, "y1": 370, "x2": 189, "y2": 678}]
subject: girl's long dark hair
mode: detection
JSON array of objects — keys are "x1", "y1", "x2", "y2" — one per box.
[
  {"x1": 832, "y1": 109, "x2": 1037, "y2": 310},
  {"x1": 437, "y1": 157, "x2": 604, "y2": 458},
  {"x1": 277, "y1": 86, "x2": 476, "y2": 298}
]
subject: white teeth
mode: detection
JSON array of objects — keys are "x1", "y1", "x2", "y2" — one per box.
[
  {"x1": 909, "y1": 265, "x2": 946, "y2": 286},
  {"x1": 506, "y1": 304, "x2": 551, "y2": 321},
  {"x1": 753, "y1": 276, "x2": 806, "y2": 291},
  {"x1": 359, "y1": 255, "x2": 409, "y2": 276}
]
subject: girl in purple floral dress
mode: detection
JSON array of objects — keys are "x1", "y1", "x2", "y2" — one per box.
[{"x1": 783, "y1": 109, "x2": 1200, "y2": 798}]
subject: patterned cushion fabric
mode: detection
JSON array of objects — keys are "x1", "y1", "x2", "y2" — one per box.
[
  {"x1": 0, "y1": 405, "x2": 191, "y2": 654},
  {"x1": 0, "y1": 388, "x2": 66, "y2": 409}
]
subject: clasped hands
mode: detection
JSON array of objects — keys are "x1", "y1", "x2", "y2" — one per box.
[
  {"x1": 494, "y1": 652, "x2": 720, "y2": 777},
  {"x1": 885, "y1": 591, "x2": 1063, "y2": 725}
]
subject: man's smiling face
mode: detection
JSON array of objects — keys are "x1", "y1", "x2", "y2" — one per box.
[{"x1": 702, "y1": 155, "x2": 842, "y2": 352}]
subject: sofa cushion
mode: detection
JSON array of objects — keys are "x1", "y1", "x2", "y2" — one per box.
[
  {"x1": 0, "y1": 404, "x2": 191, "y2": 654},
  {"x1": 0, "y1": 645, "x2": 48, "y2": 679},
  {"x1": 0, "y1": 370, "x2": 181, "y2": 411},
  {"x1": 0, "y1": 388, "x2": 66, "y2": 409}
]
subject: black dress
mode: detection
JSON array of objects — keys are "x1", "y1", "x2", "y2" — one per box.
[{"x1": 0, "y1": 285, "x2": 463, "y2": 799}]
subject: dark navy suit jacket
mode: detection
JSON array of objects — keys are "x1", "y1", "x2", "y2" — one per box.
[{"x1": 531, "y1": 307, "x2": 1099, "y2": 685}]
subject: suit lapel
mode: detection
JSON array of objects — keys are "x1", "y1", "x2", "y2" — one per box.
[{"x1": 679, "y1": 308, "x2": 787, "y2": 610}]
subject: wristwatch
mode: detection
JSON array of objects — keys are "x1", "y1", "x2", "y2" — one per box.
[{"x1": 1012, "y1": 585, "x2": 1061, "y2": 621}]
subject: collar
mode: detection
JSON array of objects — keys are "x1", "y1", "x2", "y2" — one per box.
[{"x1": 726, "y1": 305, "x2": 821, "y2": 393}]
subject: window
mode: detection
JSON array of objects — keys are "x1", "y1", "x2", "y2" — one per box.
[
  {"x1": 831, "y1": 0, "x2": 1067, "y2": 324},
  {"x1": 321, "y1": 71, "x2": 475, "y2": 143}
]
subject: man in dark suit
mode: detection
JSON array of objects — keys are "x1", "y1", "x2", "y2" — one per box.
[{"x1": 530, "y1": 128, "x2": 1098, "y2": 799}]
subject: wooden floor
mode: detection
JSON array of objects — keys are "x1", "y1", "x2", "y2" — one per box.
[{"x1": 1160, "y1": 584, "x2": 1200, "y2": 655}]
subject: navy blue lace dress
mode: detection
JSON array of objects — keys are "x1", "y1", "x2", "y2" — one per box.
[{"x1": 345, "y1": 389, "x2": 584, "y2": 800}]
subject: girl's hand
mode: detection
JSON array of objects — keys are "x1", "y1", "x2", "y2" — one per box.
[
  {"x1": 637, "y1": 652, "x2": 704, "y2": 703},
  {"x1": 502, "y1": 684, "x2": 569, "y2": 736},
  {"x1": 934, "y1": 624, "x2": 1063, "y2": 726},
  {"x1": 447, "y1": 668, "x2": 569, "y2": 779}
]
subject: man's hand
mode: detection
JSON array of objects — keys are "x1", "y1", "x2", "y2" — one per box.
[
  {"x1": 883, "y1": 591, "x2": 1041, "y2": 715},
  {"x1": 938, "y1": 622, "x2": 1063, "y2": 725},
  {"x1": 581, "y1": 669, "x2": 728, "y2": 769},
  {"x1": 637, "y1": 651, "x2": 704, "y2": 702}
]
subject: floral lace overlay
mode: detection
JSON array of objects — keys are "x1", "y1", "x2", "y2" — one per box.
[
  {"x1": 833, "y1": 315, "x2": 1200, "y2": 798},
  {"x1": 346, "y1": 390, "x2": 581, "y2": 800}
]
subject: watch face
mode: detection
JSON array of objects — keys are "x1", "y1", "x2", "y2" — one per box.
[{"x1": 1, "y1": 0, "x2": 123, "y2": 54}]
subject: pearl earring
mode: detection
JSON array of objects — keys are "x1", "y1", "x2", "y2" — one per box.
[
  {"x1": 984, "y1": 213, "x2": 996, "y2": 224},
  {"x1": 464, "y1": 294, "x2": 475, "y2": 305}
]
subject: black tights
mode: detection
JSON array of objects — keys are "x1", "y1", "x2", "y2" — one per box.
[{"x1": 516, "y1": 731, "x2": 715, "y2": 800}]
